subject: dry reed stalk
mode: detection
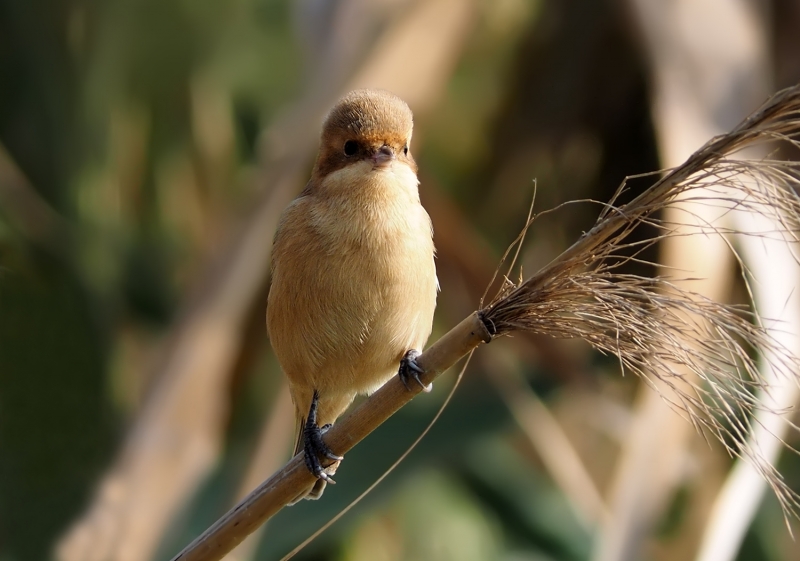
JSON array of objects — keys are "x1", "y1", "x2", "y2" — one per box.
[{"x1": 173, "y1": 85, "x2": 800, "y2": 561}]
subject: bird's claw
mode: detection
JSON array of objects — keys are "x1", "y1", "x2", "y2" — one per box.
[
  {"x1": 399, "y1": 349, "x2": 432, "y2": 392},
  {"x1": 303, "y1": 393, "x2": 344, "y2": 483}
]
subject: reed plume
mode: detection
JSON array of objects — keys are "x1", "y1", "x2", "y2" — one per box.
[{"x1": 482, "y1": 84, "x2": 800, "y2": 515}]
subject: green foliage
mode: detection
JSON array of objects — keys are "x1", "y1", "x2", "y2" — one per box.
[{"x1": 0, "y1": 250, "x2": 113, "y2": 560}]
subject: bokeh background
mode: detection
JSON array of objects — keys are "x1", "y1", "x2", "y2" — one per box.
[{"x1": 2, "y1": 0, "x2": 800, "y2": 560}]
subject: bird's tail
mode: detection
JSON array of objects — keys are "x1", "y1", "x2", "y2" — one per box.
[{"x1": 293, "y1": 414, "x2": 305, "y2": 457}]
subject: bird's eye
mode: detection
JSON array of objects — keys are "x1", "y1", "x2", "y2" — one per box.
[
  {"x1": 343, "y1": 140, "x2": 358, "y2": 156},
  {"x1": 403, "y1": 144, "x2": 409, "y2": 156}
]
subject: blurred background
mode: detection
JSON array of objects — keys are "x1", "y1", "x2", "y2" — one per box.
[{"x1": 2, "y1": 0, "x2": 800, "y2": 560}]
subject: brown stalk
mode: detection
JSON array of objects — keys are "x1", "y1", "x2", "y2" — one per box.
[
  {"x1": 171, "y1": 313, "x2": 493, "y2": 561},
  {"x1": 173, "y1": 85, "x2": 800, "y2": 561}
]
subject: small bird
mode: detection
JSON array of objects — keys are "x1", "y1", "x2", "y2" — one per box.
[{"x1": 267, "y1": 89, "x2": 438, "y2": 500}]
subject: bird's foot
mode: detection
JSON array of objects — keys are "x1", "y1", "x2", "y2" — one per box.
[
  {"x1": 399, "y1": 349, "x2": 432, "y2": 392},
  {"x1": 303, "y1": 391, "x2": 344, "y2": 483}
]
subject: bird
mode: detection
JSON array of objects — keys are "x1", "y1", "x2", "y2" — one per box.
[{"x1": 267, "y1": 89, "x2": 438, "y2": 500}]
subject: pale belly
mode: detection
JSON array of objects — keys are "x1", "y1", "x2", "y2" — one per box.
[{"x1": 268, "y1": 221, "x2": 437, "y2": 397}]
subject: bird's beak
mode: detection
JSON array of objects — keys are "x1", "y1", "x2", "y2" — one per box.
[{"x1": 371, "y1": 145, "x2": 395, "y2": 168}]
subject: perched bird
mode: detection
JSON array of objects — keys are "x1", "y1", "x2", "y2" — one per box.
[{"x1": 267, "y1": 89, "x2": 438, "y2": 500}]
